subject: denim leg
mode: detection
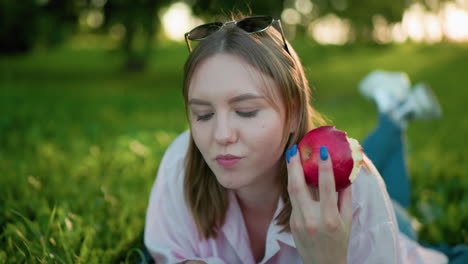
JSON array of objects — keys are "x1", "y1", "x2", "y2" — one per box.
[
  {"x1": 421, "y1": 243, "x2": 468, "y2": 264},
  {"x1": 362, "y1": 113, "x2": 411, "y2": 208},
  {"x1": 361, "y1": 114, "x2": 467, "y2": 262},
  {"x1": 392, "y1": 200, "x2": 417, "y2": 240}
]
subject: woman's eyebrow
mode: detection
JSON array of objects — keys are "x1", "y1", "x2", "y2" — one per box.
[
  {"x1": 188, "y1": 93, "x2": 264, "y2": 106},
  {"x1": 228, "y1": 93, "x2": 264, "y2": 104},
  {"x1": 188, "y1": 98, "x2": 211, "y2": 106}
]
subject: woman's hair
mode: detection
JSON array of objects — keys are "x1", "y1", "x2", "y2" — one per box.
[{"x1": 182, "y1": 15, "x2": 326, "y2": 240}]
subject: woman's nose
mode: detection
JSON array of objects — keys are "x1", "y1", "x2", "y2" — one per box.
[{"x1": 213, "y1": 115, "x2": 237, "y2": 145}]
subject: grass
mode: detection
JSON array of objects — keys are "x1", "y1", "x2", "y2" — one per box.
[{"x1": 1, "y1": 39, "x2": 467, "y2": 263}]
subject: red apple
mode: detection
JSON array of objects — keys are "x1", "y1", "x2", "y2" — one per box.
[{"x1": 298, "y1": 126, "x2": 363, "y2": 191}]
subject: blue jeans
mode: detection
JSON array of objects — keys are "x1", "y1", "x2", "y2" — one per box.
[
  {"x1": 362, "y1": 114, "x2": 468, "y2": 263},
  {"x1": 362, "y1": 113, "x2": 411, "y2": 208},
  {"x1": 362, "y1": 113, "x2": 415, "y2": 239}
]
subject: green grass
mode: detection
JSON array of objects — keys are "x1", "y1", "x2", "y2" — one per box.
[{"x1": 1, "y1": 40, "x2": 467, "y2": 263}]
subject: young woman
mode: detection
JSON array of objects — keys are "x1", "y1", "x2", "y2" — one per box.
[{"x1": 144, "y1": 16, "x2": 448, "y2": 263}]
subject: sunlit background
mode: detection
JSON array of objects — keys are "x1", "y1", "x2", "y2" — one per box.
[
  {"x1": 1, "y1": 0, "x2": 468, "y2": 263},
  {"x1": 158, "y1": 0, "x2": 468, "y2": 44},
  {"x1": 67, "y1": 0, "x2": 468, "y2": 46}
]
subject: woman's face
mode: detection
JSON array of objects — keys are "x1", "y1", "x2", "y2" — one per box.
[{"x1": 188, "y1": 53, "x2": 288, "y2": 191}]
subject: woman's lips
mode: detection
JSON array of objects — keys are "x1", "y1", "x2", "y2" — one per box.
[{"x1": 215, "y1": 155, "x2": 242, "y2": 168}]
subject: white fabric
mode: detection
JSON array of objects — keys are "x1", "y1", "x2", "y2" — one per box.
[{"x1": 145, "y1": 131, "x2": 448, "y2": 264}]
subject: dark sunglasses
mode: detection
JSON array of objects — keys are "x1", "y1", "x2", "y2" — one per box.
[{"x1": 184, "y1": 15, "x2": 290, "y2": 54}]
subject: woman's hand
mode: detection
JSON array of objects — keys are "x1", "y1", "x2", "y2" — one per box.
[{"x1": 286, "y1": 145, "x2": 353, "y2": 264}]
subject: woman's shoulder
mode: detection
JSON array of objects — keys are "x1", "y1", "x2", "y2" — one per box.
[
  {"x1": 150, "y1": 130, "x2": 191, "y2": 204},
  {"x1": 351, "y1": 154, "x2": 398, "y2": 224},
  {"x1": 160, "y1": 130, "x2": 191, "y2": 169},
  {"x1": 154, "y1": 130, "x2": 191, "y2": 188},
  {"x1": 353, "y1": 154, "x2": 387, "y2": 193},
  {"x1": 351, "y1": 154, "x2": 396, "y2": 213},
  {"x1": 166, "y1": 130, "x2": 191, "y2": 156}
]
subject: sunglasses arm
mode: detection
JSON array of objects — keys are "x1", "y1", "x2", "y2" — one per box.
[
  {"x1": 185, "y1": 33, "x2": 193, "y2": 53},
  {"x1": 276, "y1": 19, "x2": 291, "y2": 55}
]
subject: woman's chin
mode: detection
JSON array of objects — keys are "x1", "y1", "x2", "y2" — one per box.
[{"x1": 214, "y1": 173, "x2": 247, "y2": 190}]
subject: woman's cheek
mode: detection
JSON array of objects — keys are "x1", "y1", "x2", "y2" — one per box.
[
  {"x1": 253, "y1": 119, "x2": 284, "y2": 149},
  {"x1": 191, "y1": 124, "x2": 208, "y2": 150}
]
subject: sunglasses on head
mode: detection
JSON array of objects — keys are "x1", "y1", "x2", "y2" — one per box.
[{"x1": 184, "y1": 15, "x2": 290, "y2": 54}]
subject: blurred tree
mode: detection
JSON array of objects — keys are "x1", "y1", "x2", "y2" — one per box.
[
  {"x1": 308, "y1": 0, "x2": 453, "y2": 43},
  {"x1": 299, "y1": 0, "x2": 406, "y2": 42},
  {"x1": 103, "y1": 0, "x2": 172, "y2": 72},
  {"x1": 0, "y1": 0, "x2": 78, "y2": 54},
  {"x1": 0, "y1": 0, "x2": 174, "y2": 72},
  {"x1": 190, "y1": 0, "x2": 286, "y2": 19},
  {"x1": 101, "y1": 0, "x2": 284, "y2": 71},
  {"x1": 334, "y1": 0, "x2": 406, "y2": 42},
  {"x1": 1, "y1": 0, "x2": 456, "y2": 59}
]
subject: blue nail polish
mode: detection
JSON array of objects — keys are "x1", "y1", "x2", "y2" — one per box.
[
  {"x1": 286, "y1": 145, "x2": 297, "y2": 164},
  {"x1": 320, "y1": 146, "x2": 328, "y2": 161},
  {"x1": 286, "y1": 149, "x2": 291, "y2": 164},
  {"x1": 291, "y1": 144, "x2": 297, "y2": 156}
]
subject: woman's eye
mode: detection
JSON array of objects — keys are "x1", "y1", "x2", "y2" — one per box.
[
  {"x1": 196, "y1": 113, "x2": 214, "y2": 121},
  {"x1": 236, "y1": 110, "x2": 259, "y2": 118},
  {"x1": 195, "y1": 110, "x2": 258, "y2": 121}
]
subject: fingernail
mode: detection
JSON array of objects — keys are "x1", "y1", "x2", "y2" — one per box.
[
  {"x1": 320, "y1": 146, "x2": 328, "y2": 161},
  {"x1": 291, "y1": 144, "x2": 297, "y2": 157},
  {"x1": 285, "y1": 149, "x2": 291, "y2": 164},
  {"x1": 285, "y1": 145, "x2": 297, "y2": 164}
]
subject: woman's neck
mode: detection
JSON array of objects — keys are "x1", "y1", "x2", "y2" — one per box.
[
  {"x1": 235, "y1": 177, "x2": 281, "y2": 263},
  {"x1": 235, "y1": 179, "x2": 281, "y2": 217}
]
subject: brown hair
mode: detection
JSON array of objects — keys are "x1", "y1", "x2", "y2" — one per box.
[{"x1": 182, "y1": 16, "x2": 326, "y2": 240}]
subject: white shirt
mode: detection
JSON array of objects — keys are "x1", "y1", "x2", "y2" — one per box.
[{"x1": 145, "y1": 131, "x2": 448, "y2": 264}]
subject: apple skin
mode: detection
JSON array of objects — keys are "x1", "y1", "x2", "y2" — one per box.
[{"x1": 297, "y1": 126, "x2": 363, "y2": 191}]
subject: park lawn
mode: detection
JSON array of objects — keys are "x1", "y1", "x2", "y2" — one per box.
[{"x1": 0, "y1": 40, "x2": 467, "y2": 263}]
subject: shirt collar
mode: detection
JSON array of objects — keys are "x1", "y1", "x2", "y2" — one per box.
[
  {"x1": 222, "y1": 191, "x2": 256, "y2": 263},
  {"x1": 222, "y1": 191, "x2": 296, "y2": 252},
  {"x1": 269, "y1": 197, "x2": 296, "y2": 248}
]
